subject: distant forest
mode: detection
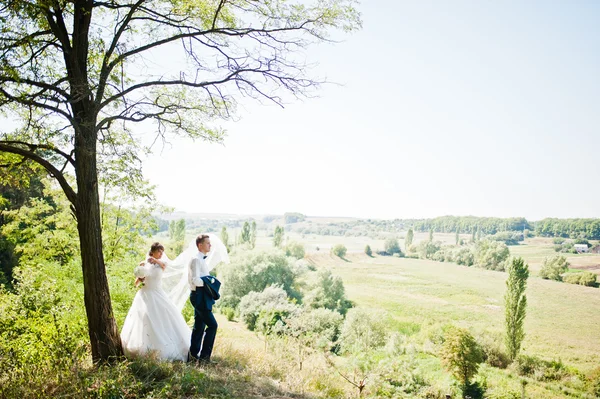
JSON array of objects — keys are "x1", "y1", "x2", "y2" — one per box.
[{"x1": 156, "y1": 213, "x2": 600, "y2": 241}]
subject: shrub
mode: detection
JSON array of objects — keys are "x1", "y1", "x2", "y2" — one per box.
[
  {"x1": 238, "y1": 285, "x2": 299, "y2": 331},
  {"x1": 372, "y1": 357, "x2": 429, "y2": 397},
  {"x1": 331, "y1": 244, "x2": 347, "y2": 258},
  {"x1": 539, "y1": 255, "x2": 569, "y2": 281},
  {"x1": 514, "y1": 355, "x2": 572, "y2": 381},
  {"x1": 364, "y1": 245, "x2": 372, "y2": 256},
  {"x1": 474, "y1": 240, "x2": 510, "y2": 271},
  {"x1": 339, "y1": 308, "x2": 388, "y2": 353},
  {"x1": 587, "y1": 366, "x2": 600, "y2": 397},
  {"x1": 416, "y1": 240, "x2": 441, "y2": 260},
  {"x1": 554, "y1": 242, "x2": 577, "y2": 253},
  {"x1": 454, "y1": 247, "x2": 475, "y2": 266},
  {"x1": 564, "y1": 272, "x2": 597, "y2": 287},
  {"x1": 221, "y1": 307, "x2": 236, "y2": 321},
  {"x1": 284, "y1": 241, "x2": 305, "y2": 259},
  {"x1": 490, "y1": 231, "x2": 523, "y2": 246},
  {"x1": 287, "y1": 308, "x2": 344, "y2": 351},
  {"x1": 384, "y1": 237, "x2": 402, "y2": 256},
  {"x1": 219, "y1": 250, "x2": 301, "y2": 308},
  {"x1": 480, "y1": 342, "x2": 510, "y2": 369},
  {"x1": 304, "y1": 269, "x2": 353, "y2": 315},
  {"x1": 440, "y1": 326, "x2": 483, "y2": 392}
]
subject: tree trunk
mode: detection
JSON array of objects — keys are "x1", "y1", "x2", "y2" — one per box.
[{"x1": 74, "y1": 121, "x2": 123, "y2": 363}]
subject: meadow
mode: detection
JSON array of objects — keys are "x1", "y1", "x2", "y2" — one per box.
[{"x1": 211, "y1": 229, "x2": 600, "y2": 398}]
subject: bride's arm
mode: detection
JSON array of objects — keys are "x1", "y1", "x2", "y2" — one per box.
[{"x1": 148, "y1": 254, "x2": 169, "y2": 270}]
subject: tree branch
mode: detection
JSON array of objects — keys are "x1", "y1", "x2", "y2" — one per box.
[
  {"x1": 0, "y1": 142, "x2": 77, "y2": 206},
  {"x1": 0, "y1": 87, "x2": 73, "y2": 120},
  {"x1": 97, "y1": 0, "x2": 146, "y2": 103},
  {"x1": 0, "y1": 140, "x2": 75, "y2": 166},
  {"x1": 0, "y1": 76, "x2": 70, "y2": 100}
]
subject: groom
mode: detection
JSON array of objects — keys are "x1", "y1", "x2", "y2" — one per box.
[{"x1": 188, "y1": 234, "x2": 220, "y2": 363}]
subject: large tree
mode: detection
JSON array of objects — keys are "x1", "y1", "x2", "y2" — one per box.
[{"x1": 0, "y1": 0, "x2": 360, "y2": 362}]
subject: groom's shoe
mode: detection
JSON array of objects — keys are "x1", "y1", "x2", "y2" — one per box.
[
  {"x1": 187, "y1": 351, "x2": 199, "y2": 364},
  {"x1": 198, "y1": 357, "x2": 214, "y2": 366}
]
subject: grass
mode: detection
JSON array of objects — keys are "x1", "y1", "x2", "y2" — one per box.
[
  {"x1": 134, "y1": 230, "x2": 599, "y2": 398},
  {"x1": 304, "y1": 251, "x2": 599, "y2": 397}
]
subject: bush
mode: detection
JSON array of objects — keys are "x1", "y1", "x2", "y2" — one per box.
[
  {"x1": 238, "y1": 286, "x2": 299, "y2": 331},
  {"x1": 384, "y1": 237, "x2": 402, "y2": 256},
  {"x1": 287, "y1": 308, "x2": 344, "y2": 351},
  {"x1": 479, "y1": 341, "x2": 510, "y2": 369},
  {"x1": 564, "y1": 272, "x2": 597, "y2": 287},
  {"x1": 0, "y1": 266, "x2": 88, "y2": 397},
  {"x1": 416, "y1": 240, "x2": 441, "y2": 260},
  {"x1": 463, "y1": 380, "x2": 487, "y2": 399},
  {"x1": 284, "y1": 241, "x2": 305, "y2": 260},
  {"x1": 490, "y1": 231, "x2": 523, "y2": 246},
  {"x1": 372, "y1": 357, "x2": 429, "y2": 397},
  {"x1": 331, "y1": 244, "x2": 347, "y2": 258},
  {"x1": 439, "y1": 326, "x2": 483, "y2": 390},
  {"x1": 539, "y1": 255, "x2": 569, "y2": 281},
  {"x1": 364, "y1": 245, "x2": 372, "y2": 257},
  {"x1": 304, "y1": 269, "x2": 353, "y2": 315},
  {"x1": 339, "y1": 308, "x2": 388, "y2": 353},
  {"x1": 454, "y1": 247, "x2": 475, "y2": 266},
  {"x1": 474, "y1": 240, "x2": 510, "y2": 271},
  {"x1": 514, "y1": 355, "x2": 572, "y2": 381},
  {"x1": 587, "y1": 366, "x2": 600, "y2": 397},
  {"x1": 219, "y1": 250, "x2": 301, "y2": 308},
  {"x1": 221, "y1": 307, "x2": 236, "y2": 321}
]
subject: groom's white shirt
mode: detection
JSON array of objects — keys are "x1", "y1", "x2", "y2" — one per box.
[{"x1": 188, "y1": 252, "x2": 209, "y2": 291}]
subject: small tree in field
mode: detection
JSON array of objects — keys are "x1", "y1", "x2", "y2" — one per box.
[
  {"x1": 250, "y1": 221, "x2": 257, "y2": 249},
  {"x1": 539, "y1": 255, "x2": 569, "y2": 281},
  {"x1": 429, "y1": 228, "x2": 434, "y2": 242},
  {"x1": 241, "y1": 221, "x2": 251, "y2": 244},
  {"x1": 364, "y1": 245, "x2": 372, "y2": 257},
  {"x1": 220, "y1": 226, "x2": 230, "y2": 252},
  {"x1": 384, "y1": 237, "x2": 401, "y2": 256},
  {"x1": 332, "y1": 244, "x2": 347, "y2": 258},
  {"x1": 405, "y1": 228, "x2": 414, "y2": 249},
  {"x1": 440, "y1": 327, "x2": 483, "y2": 397},
  {"x1": 273, "y1": 225, "x2": 284, "y2": 248},
  {"x1": 505, "y1": 257, "x2": 529, "y2": 362},
  {"x1": 455, "y1": 229, "x2": 460, "y2": 245},
  {"x1": 284, "y1": 241, "x2": 305, "y2": 260},
  {"x1": 169, "y1": 219, "x2": 186, "y2": 254}
]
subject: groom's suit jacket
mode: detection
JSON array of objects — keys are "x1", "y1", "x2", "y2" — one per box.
[{"x1": 192, "y1": 276, "x2": 221, "y2": 311}]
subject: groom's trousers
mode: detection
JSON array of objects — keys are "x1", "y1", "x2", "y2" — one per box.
[{"x1": 190, "y1": 290, "x2": 218, "y2": 360}]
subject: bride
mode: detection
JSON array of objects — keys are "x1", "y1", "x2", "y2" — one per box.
[{"x1": 120, "y1": 234, "x2": 228, "y2": 361}]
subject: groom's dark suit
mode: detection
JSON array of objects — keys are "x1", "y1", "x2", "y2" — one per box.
[{"x1": 189, "y1": 253, "x2": 220, "y2": 361}]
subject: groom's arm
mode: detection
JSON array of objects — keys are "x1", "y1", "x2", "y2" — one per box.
[{"x1": 189, "y1": 258, "x2": 204, "y2": 289}]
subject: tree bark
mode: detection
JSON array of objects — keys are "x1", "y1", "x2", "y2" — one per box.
[{"x1": 74, "y1": 117, "x2": 123, "y2": 362}]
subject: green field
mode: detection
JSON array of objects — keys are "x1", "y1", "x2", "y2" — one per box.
[
  {"x1": 302, "y1": 251, "x2": 599, "y2": 397},
  {"x1": 231, "y1": 231, "x2": 599, "y2": 397}
]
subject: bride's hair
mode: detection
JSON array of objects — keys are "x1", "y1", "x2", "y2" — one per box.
[
  {"x1": 149, "y1": 242, "x2": 164, "y2": 255},
  {"x1": 196, "y1": 234, "x2": 209, "y2": 246}
]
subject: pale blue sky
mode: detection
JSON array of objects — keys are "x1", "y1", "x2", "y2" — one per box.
[{"x1": 143, "y1": 1, "x2": 599, "y2": 220}]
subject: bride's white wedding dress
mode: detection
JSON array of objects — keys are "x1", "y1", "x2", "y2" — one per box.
[{"x1": 120, "y1": 259, "x2": 191, "y2": 361}]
